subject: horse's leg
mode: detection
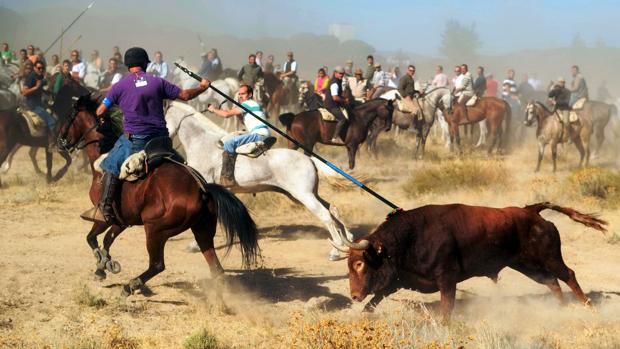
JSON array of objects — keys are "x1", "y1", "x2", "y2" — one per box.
[
  {"x1": 121, "y1": 226, "x2": 169, "y2": 296},
  {"x1": 592, "y1": 124, "x2": 605, "y2": 158},
  {"x1": 477, "y1": 120, "x2": 488, "y2": 147},
  {"x1": 99, "y1": 225, "x2": 126, "y2": 275},
  {"x1": 346, "y1": 143, "x2": 358, "y2": 170},
  {"x1": 572, "y1": 135, "x2": 586, "y2": 168},
  {"x1": 86, "y1": 221, "x2": 113, "y2": 280},
  {"x1": 551, "y1": 143, "x2": 558, "y2": 173},
  {"x1": 50, "y1": 150, "x2": 73, "y2": 182},
  {"x1": 45, "y1": 146, "x2": 53, "y2": 183},
  {"x1": 191, "y1": 209, "x2": 224, "y2": 278},
  {"x1": 0, "y1": 144, "x2": 19, "y2": 174},
  {"x1": 451, "y1": 122, "x2": 462, "y2": 154},
  {"x1": 486, "y1": 121, "x2": 498, "y2": 156},
  {"x1": 536, "y1": 141, "x2": 545, "y2": 172},
  {"x1": 28, "y1": 147, "x2": 45, "y2": 175}
]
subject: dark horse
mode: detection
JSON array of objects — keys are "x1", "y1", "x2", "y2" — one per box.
[
  {"x1": 0, "y1": 80, "x2": 87, "y2": 186},
  {"x1": 57, "y1": 95, "x2": 260, "y2": 296},
  {"x1": 279, "y1": 98, "x2": 394, "y2": 169}
]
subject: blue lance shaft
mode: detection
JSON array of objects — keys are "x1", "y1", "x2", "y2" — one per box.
[{"x1": 174, "y1": 63, "x2": 400, "y2": 211}]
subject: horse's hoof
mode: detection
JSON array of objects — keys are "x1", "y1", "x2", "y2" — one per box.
[
  {"x1": 121, "y1": 284, "x2": 133, "y2": 297},
  {"x1": 94, "y1": 269, "x2": 107, "y2": 281},
  {"x1": 105, "y1": 260, "x2": 121, "y2": 274}
]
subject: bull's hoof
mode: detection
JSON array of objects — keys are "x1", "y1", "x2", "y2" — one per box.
[
  {"x1": 94, "y1": 269, "x2": 107, "y2": 281},
  {"x1": 362, "y1": 304, "x2": 376, "y2": 313},
  {"x1": 105, "y1": 260, "x2": 122, "y2": 274}
]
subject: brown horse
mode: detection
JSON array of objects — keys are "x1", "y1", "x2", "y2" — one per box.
[
  {"x1": 279, "y1": 98, "x2": 394, "y2": 169},
  {"x1": 0, "y1": 107, "x2": 73, "y2": 186},
  {"x1": 524, "y1": 101, "x2": 589, "y2": 172},
  {"x1": 57, "y1": 95, "x2": 259, "y2": 296},
  {"x1": 445, "y1": 96, "x2": 511, "y2": 155},
  {"x1": 262, "y1": 71, "x2": 293, "y2": 120}
]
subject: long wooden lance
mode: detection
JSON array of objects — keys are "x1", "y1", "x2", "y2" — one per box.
[
  {"x1": 174, "y1": 63, "x2": 401, "y2": 213},
  {"x1": 43, "y1": 1, "x2": 95, "y2": 55}
]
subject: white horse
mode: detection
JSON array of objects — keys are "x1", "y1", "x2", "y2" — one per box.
[
  {"x1": 165, "y1": 101, "x2": 354, "y2": 260},
  {"x1": 171, "y1": 59, "x2": 240, "y2": 131}
]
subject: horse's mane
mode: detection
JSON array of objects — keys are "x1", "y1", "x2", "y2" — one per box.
[
  {"x1": 170, "y1": 101, "x2": 227, "y2": 136},
  {"x1": 534, "y1": 101, "x2": 553, "y2": 114}
]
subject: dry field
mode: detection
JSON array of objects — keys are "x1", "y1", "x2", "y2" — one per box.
[{"x1": 1, "y1": 129, "x2": 619, "y2": 349}]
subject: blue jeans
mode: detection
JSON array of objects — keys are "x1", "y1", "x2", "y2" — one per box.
[
  {"x1": 28, "y1": 103, "x2": 56, "y2": 131},
  {"x1": 223, "y1": 133, "x2": 267, "y2": 153},
  {"x1": 100, "y1": 132, "x2": 168, "y2": 177}
]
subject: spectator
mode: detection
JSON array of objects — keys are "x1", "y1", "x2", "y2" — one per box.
[
  {"x1": 146, "y1": 51, "x2": 169, "y2": 79},
  {"x1": 264, "y1": 54, "x2": 275, "y2": 73},
  {"x1": 314, "y1": 68, "x2": 329, "y2": 96},
  {"x1": 1, "y1": 43, "x2": 12, "y2": 65},
  {"x1": 431, "y1": 65, "x2": 448, "y2": 88},
  {"x1": 70, "y1": 50, "x2": 86, "y2": 81},
  {"x1": 485, "y1": 74, "x2": 498, "y2": 97},
  {"x1": 473, "y1": 66, "x2": 487, "y2": 97}
]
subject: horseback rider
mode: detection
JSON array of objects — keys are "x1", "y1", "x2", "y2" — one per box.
[
  {"x1": 281, "y1": 51, "x2": 298, "y2": 93},
  {"x1": 569, "y1": 65, "x2": 588, "y2": 107},
  {"x1": 398, "y1": 64, "x2": 421, "y2": 105},
  {"x1": 473, "y1": 66, "x2": 487, "y2": 97},
  {"x1": 238, "y1": 53, "x2": 263, "y2": 88},
  {"x1": 21, "y1": 60, "x2": 56, "y2": 145},
  {"x1": 453, "y1": 63, "x2": 474, "y2": 121},
  {"x1": 90, "y1": 47, "x2": 210, "y2": 225},
  {"x1": 327, "y1": 66, "x2": 350, "y2": 144},
  {"x1": 548, "y1": 77, "x2": 572, "y2": 141},
  {"x1": 208, "y1": 84, "x2": 270, "y2": 187}
]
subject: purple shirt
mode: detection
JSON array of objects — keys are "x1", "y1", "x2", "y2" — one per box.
[{"x1": 106, "y1": 71, "x2": 180, "y2": 135}]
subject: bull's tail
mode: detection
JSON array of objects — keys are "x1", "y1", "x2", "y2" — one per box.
[
  {"x1": 278, "y1": 112, "x2": 295, "y2": 130},
  {"x1": 525, "y1": 202, "x2": 607, "y2": 232}
]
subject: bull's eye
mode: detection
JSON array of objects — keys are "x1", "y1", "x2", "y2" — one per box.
[{"x1": 354, "y1": 261, "x2": 364, "y2": 272}]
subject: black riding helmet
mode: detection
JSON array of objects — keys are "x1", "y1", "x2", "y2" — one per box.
[{"x1": 124, "y1": 47, "x2": 150, "y2": 69}]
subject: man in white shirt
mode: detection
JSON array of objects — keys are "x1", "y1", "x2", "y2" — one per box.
[
  {"x1": 454, "y1": 64, "x2": 474, "y2": 121},
  {"x1": 70, "y1": 50, "x2": 86, "y2": 82},
  {"x1": 432, "y1": 65, "x2": 448, "y2": 88},
  {"x1": 146, "y1": 51, "x2": 168, "y2": 79},
  {"x1": 208, "y1": 84, "x2": 270, "y2": 187}
]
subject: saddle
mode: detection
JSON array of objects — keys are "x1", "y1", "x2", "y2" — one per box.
[
  {"x1": 217, "y1": 132, "x2": 278, "y2": 158},
  {"x1": 318, "y1": 107, "x2": 349, "y2": 121},
  {"x1": 572, "y1": 97, "x2": 587, "y2": 111},
  {"x1": 554, "y1": 110, "x2": 580, "y2": 123},
  {"x1": 465, "y1": 95, "x2": 478, "y2": 107},
  {"x1": 17, "y1": 107, "x2": 47, "y2": 138},
  {"x1": 118, "y1": 136, "x2": 185, "y2": 181}
]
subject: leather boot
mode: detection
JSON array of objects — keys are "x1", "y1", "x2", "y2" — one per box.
[
  {"x1": 220, "y1": 151, "x2": 238, "y2": 188},
  {"x1": 331, "y1": 119, "x2": 346, "y2": 144},
  {"x1": 99, "y1": 172, "x2": 122, "y2": 225}
]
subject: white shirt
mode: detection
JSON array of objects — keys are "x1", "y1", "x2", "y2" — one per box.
[
  {"x1": 432, "y1": 73, "x2": 448, "y2": 87},
  {"x1": 241, "y1": 99, "x2": 270, "y2": 137},
  {"x1": 71, "y1": 61, "x2": 86, "y2": 79},
  {"x1": 110, "y1": 72, "x2": 122, "y2": 85},
  {"x1": 147, "y1": 61, "x2": 168, "y2": 79}
]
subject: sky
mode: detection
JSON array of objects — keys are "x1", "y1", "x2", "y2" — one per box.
[{"x1": 1, "y1": 0, "x2": 619, "y2": 56}]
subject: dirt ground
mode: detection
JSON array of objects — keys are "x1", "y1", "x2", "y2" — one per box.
[{"x1": 0, "y1": 130, "x2": 619, "y2": 348}]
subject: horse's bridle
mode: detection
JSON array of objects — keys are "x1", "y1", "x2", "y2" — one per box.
[{"x1": 57, "y1": 106, "x2": 100, "y2": 154}]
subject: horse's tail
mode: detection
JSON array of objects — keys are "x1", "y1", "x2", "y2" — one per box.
[
  {"x1": 204, "y1": 183, "x2": 260, "y2": 267},
  {"x1": 525, "y1": 202, "x2": 607, "y2": 232},
  {"x1": 279, "y1": 112, "x2": 295, "y2": 130}
]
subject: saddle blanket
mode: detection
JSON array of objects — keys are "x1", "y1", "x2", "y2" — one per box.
[
  {"x1": 466, "y1": 95, "x2": 478, "y2": 107},
  {"x1": 572, "y1": 97, "x2": 587, "y2": 110},
  {"x1": 318, "y1": 107, "x2": 348, "y2": 121},
  {"x1": 17, "y1": 107, "x2": 46, "y2": 138},
  {"x1": 554, "y1": 111, "x2": 580, "y2": 123}
]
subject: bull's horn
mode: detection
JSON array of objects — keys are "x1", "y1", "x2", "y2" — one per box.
[
  {"x1": 328, "y1": 239, "x2": 349, "y2": 253},
  {"x1": 341, "y1": 237, "x2": 370, "y2": 250}
]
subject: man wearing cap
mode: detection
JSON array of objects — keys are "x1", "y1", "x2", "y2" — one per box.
[
  {"x1": 90, "y1": 47, "x2": 211, "y2": 225},
  {"x1": 548, "y1": 77, "x2": 572, "y2": 141},
  {"x1": 347, "y1": 68, "x2": 367, "y2": 103},
  {"x1": 281, "y1": 51, "x2": 298, "y2": 92},
  {"x1": 344, "y1": 59, "x2": 354, "y2": 76},
  {"x1": 326, "y1": 66, "x2": 349, "y2": 144}
]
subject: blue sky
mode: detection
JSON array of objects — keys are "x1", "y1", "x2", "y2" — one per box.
[{"x1": 2, "y1": 0, "x2": 618, "y2": 55}]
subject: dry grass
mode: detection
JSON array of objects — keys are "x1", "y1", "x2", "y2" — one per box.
[
  {"x1": 74, "y1": 285, "x2": 107, "y2": 310},
  {"x1": 402, "y1": 158, "x2": 511, "y2": 196},
  {"x1": 183, "y1": 328, "x2": 223, "y2": 349},
  {"x1": 566, "y1": 167, "x2": 620, "y2": 208}
]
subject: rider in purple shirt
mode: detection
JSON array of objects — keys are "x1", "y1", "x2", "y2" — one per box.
[{"x1": 90, "y1": 47, "x2": 210, "y2": 225}]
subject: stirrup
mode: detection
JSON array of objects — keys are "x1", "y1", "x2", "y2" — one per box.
[{"x1": 80, "y1": 206, "x2": 106, "y2": 223}]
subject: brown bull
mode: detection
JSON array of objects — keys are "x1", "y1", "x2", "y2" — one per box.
[{"x1": 341, "y1": 202, "x2": 607, "y2": 320}]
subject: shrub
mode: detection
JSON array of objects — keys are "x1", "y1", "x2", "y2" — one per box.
[
  {"x1": 74, "y1": 285, "x2": 107, "y2": 309},
  {"x1": 403, "y1": 159, "x2": 510, "y2": 196},
  {"x1": 183, "y1": 328, "x2": 222, "y2": 349},
  {"x1": 567, "y1": 167, "x2": 620, "y2": 208}
]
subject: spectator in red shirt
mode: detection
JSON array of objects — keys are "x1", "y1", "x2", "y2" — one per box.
[{"x1": 485, "y1": 74, "x2": 498, "y2": 97}]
